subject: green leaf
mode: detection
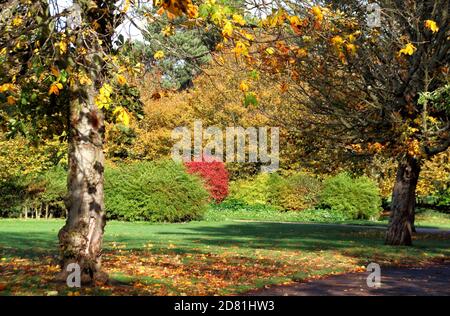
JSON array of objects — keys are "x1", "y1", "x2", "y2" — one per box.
[{"x1": 244, "y1": 93, "x2": 258, "y2": 107}]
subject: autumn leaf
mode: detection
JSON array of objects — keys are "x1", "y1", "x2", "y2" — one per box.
[
  {"x1": 239, "y1": 80, "x2": 249, "y2": 92},
  {"x1": 296, "y1": 48, "x2": 308, "y2": 58},
  {"x1": 12, "y1": 17, "x2": 22, "y2": 27},
  {"x1": 222, "y1": 20, "x2": 233, "y2": 37},
  {"x1": 265, "y1": 47, "x2": 275, "y2": 55},
  {"x1": 57, "y1": 41, "x2": 67, "y2": 55},
  {"x1": 331, "y1": 36, "x2": 344, "y2": 47},
  {"x1": 6, "y1": 96, "x2": 16, "y2": 105},
  {"x1": 113, "y1": 106, "x2": 130, "y2": 126},
  {"x1": 311, "y1": 6, "x2": 323, "y2": 22},
  {"x1": 0, "y1": 83, "x2": 16, "y2": 93},
  {"x1": 95, "y1": 83, "x2": 113, "y2": 109},
  {"x1": 232, "y1": 14, "x2": 245, "y2": 26},
  {"x1": 424, "y1": 20, "x2": 439, "y2": 33},
  {"x1": 50, "y1": 66, "x2": 60, "y2": 77},
  {"x1": 346, "y1": 43, "x2": 357, "y2": 55},
  {"x1": 116, "y1": 74, "x2": 127, "y2": 86},
  {"x1": 48, "y1": 82, "x2": 63, "y2": 95},
  {"x1": 398, "y1": 43, "x2": 416, "y2": 56},
  {"x1": 154, "y1": 50, "x2": 165, "y2": 59},
  {"x1": 79, "y1": 73, "x2": 93, "y2": 86},
  {"x1": 233, "y1": 41, "x2": 249, "y2": 56},
  {"x1": 162, "y1": 25, "x2": 175, "y2": 37}
]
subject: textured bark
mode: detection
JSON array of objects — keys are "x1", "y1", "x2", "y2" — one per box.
[
  {"x1": 385, "y1": 156, "x2": 421, "y2": 246},
  {"x1": 58, "y1": 83, "x2": 107, "y2": 284}
]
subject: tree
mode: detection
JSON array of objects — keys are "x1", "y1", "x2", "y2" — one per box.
[
  {"x1": 0, "y1": 0, "x2": 200, "y2": 283},
  {"x1": 143, "y1": 12, "x2": 218, "y2": 90},
  {"x1": 221, "y1": 1, "x2": 449, "y2": 245}
]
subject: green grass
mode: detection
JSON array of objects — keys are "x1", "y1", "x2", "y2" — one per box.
[
  {"x1": 0, "y1": 217, "x2": 449, "y2": 295},
  {"x1": 204, "y1": 206, "x2": 450, "y2": 229}
]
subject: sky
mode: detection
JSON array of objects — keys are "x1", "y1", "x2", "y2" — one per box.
[{"x1": 48, "y1": 0, "x2": 146, "y2": 42}]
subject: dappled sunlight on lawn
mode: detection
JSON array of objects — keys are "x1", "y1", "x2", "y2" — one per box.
[{"x1": 0, "y1": 220, "x2": 449, "y2": 295}]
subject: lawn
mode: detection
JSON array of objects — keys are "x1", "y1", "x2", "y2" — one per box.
[
  {"x1": 205, "y1": 207, "x2": 450, "y2": 229},
  {"x1": 0, "y1": 217, "x2": 449, "y2": 296}
]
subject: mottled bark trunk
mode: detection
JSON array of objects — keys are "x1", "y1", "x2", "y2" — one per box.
[
  {"x1": 58, "y1": 83, "x2": 107, "y2": 284},
  {"x1": 385, "y1": 156, "x2": 421, "y2": 246}
]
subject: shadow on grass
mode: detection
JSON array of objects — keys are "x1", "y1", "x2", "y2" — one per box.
[
  {"x1": 0, "y1": 232, "x2": 57, "y2": 259},
  {"x1": 0, "y1": 222, "x2": 449, "y2": 262}
]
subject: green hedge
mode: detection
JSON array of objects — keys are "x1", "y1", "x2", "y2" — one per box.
[
  {"x1": 227, "y1": 172, "x2": 381, "y2": 220},
  {"x1": 229, "y1": 172, "x2": 322, "y2": 211},
  {"x1": 319, "y1": 173, "x2": 381, "y2": 220},
  {"x1": 0, "y1": 161, "x2": 210, "y2": 222},
  {"x1": 104, "y1": 160, "x2": 209, "y2": 222}
]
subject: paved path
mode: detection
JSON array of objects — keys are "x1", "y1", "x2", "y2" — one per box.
[
  {"x1": 246, "y1": 263, "x2": 450, "y2": 296},
  {"x1": 239, "y1": 220, "x2": 450, "y2": 295}
]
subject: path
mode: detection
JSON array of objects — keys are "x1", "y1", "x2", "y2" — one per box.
[
  {"x1": 246, "y1": 263, "x2": 450, "y2": 296},
  {"x1": 238, "y1": 220, "x2": 450, "y2": 295}
]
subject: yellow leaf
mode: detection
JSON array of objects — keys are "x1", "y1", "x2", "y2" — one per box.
[
  {"x1": 79, "y1": 73, "x2": 93, "y2": 86},
  {"x1": 233, "y1": 41, "x2": 249, "y2": 56},
  {"x1": 186, "y1": 3, "x2": 198, "y2": 19},
  {"x1": 424, "y1": 20, "x2": 439, "y2": 33},
  {"x1": 311, "y1": 6, "x2": 323, "y2": 22},
  {"x1": 116, "y1": 74, "x2": 127, "y2": 86},
  {"x1": 49, "y1": 82, "x2": 63, "y2": 95},
  {"x1": 162, "y1": 25, "x2": 174, "y2": 37},
  {"x1": 265, "y1": 47, "x2": 275, "y2": 55},
  {"x1": 121, "y1": 0, "x2": 130, "y2": 13},
  {"x1": 12, "y1": 17, "x2": 23, "y2": 27},
  {"x1": 57, "y1": 41, "x2": 67, "y2": 55},
  {"x1": 346, "y1": 43, "x2": 357, "y2": 55},
  {"x1": 95, "y1": 83, "x2": 113, "y2": 109},
  {"x1": 331, "y1": 35, "x2": 344, "y2": 47},
  {"x1": 239, "y1": 81, "x2": 249, "y2": 92},
  {"x1": 296, "y1": 48, "x2": 308, "y2": 58},
  {"x1": 0, "y1": 83, "x2": 16, "y2": 93},
  {"x1": 154, "y1": 50, "x2": 165, "y2": 59},
  {"x1": 113, "y1": 106, "x2": 130, "y2": 126},
  {"x1": 222, "y1": 20, "x2": 233, "y2": 37},
  {"x1": 232, "y1": 14, "x2": 245, "y2": 26},
  {"x1": 398, "y1": 43, "x2": 417, "y2": 56},
  {"x1": 289, "y1": 16, "x2": 302, "y2": 26}
]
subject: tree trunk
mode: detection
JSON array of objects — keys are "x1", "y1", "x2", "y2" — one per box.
[
  {"x1": 57, "y1": 83, "x2": 107, "y2": 285},
  {"x1": 385, "y1": 156, "x2": 421, "y2": 246}
]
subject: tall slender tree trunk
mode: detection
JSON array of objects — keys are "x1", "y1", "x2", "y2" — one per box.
[
  {"x1": 58, "y1": 83, "x2": 107, "y2": 284},
  {"x1": 385, "y1": 156, "x2": 421, "y2": 246}
]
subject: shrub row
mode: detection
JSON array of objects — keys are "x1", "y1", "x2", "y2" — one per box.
[
  {"x1": 105, "y1": 160, "x2": 210, "y2": 222},
  {"x1": 0, "y1": 160, "x2": 211, "y2": 222},
  {"x1": 228, "y1": 172, "x2": 382, "y2": 220}
]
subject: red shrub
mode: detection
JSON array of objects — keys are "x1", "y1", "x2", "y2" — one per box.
[{"x1": 184, "y1": 159, "x2": 229, "y2": 203}]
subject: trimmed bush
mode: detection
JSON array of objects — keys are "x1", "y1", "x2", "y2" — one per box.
[
  {"x1": 319, "y1": 173, "x2": 381, "y2": 220},
  {"x1": 105, "y1": 160, "x2": 209, "y2": 222},
  {"x1": 272, "y1": 172, "x2": 323, "y2": 211},
  {"x1": 184, "y1": 160, "x2": 229, "y2": 203},
  {"x1": 229, "y1": 172, "x2": 322, "y2": 211},
  {"x1": 229, "y1": 173, "x2": 284, "y2": 208}
]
